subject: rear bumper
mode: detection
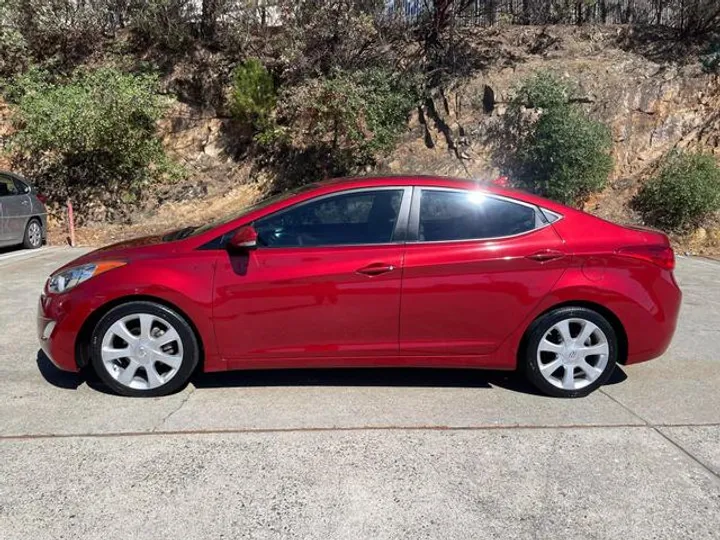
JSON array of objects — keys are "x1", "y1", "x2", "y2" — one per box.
[{"x1": 624, "y1": 272, "x2": 682, "y2": 365}]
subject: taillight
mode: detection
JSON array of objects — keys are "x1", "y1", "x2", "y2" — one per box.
[
  {"x1": 36, "y1": 194, "x2": 47, "y2": 204},
  {"x1": 617, "y1": 245, "x2": 675, "y2": 271}
]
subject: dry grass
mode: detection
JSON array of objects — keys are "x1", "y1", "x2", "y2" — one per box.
[{"x1": 48, "y1": 182, "x2": 266, "y2": 247}]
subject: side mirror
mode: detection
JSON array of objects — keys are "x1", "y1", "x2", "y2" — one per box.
[{"x1": 228, "y1": 225, "x2": 258, "y2": 251}]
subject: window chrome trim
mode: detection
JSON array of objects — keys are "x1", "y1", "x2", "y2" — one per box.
[
  {"x1": 250, "y1": 186, "x2": 413, "y2": 249},
  {"x1": 408, "y1": 186, "x2": 559, "y2": 245}
]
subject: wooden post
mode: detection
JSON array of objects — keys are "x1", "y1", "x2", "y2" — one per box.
[{"x1": 67, "y1": 200, "x2": 75, "y2": 248}]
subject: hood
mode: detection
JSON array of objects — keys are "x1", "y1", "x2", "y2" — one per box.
[
  {"x1": 90, "y1": 233, "x2": 169, "y2": 254},
  {"x1": 55, "y1": 232, "x2": 180, "y2": 273}
]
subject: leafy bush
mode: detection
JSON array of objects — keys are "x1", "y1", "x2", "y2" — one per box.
[
  {"x1": 128, "y1": 0, "x2": 198, "y2": 53},
  {"x1": 7, "y1": 0, "x2": 107, "y2": 62},
  {"x1": 700, "y1": 42, "x2": 720, "y2": 75},
  {"x1": 229, "y1": 59, "x2": 277, "y2": 130},
  {"x1": 500, "y1": 72, "x2": 613, "y2": 206},
  {"x1": 510, "y1": 71, "x2": 571, "y2": 110},
  {"x1": 0, "y1": 24, "x2": 29, "y2": 77},
  {"x1": 634, "y1": 151, "x2": 720, "y2": 231},
  {"x1": 6, "y1": 67, "x2": 178, "y2": 213},
  {"x1": 276, "y1": 67, "x2": 421, "y2": 166}
]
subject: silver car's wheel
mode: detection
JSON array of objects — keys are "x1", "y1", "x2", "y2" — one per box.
[
  {"x1": 24, "y1": 220, "x2": 42, "y2": 249},
  {"x1": 100, "y1": 313, "x2": 184, "y2": 391},
  {"x1": 536, "y1": 318, "x2": 610, "y2": 391}
]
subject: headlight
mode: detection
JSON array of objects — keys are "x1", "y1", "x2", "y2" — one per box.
[{"x1": 47, "y1": 261, "x2": 126, "y2": 294}]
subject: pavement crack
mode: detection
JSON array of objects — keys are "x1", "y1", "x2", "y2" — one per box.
[
  {"x1": 601, "y1": 389, "x2": 720, "y2": 483},
  {"x1": 3, "y1": 422, "x2": 720, "y2": 441},
  {"x1": 153, "y1": 385, "x2": 196, "y2": 432},
  {"x1": 654, "y1": 427, "x2": 720, "y2": 484}
]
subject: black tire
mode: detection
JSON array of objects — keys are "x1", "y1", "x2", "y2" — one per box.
[
  {"x1": 89, "y1": 301, "x2": 199, "y2": 397},
  {"x1": 22, "y1": 218, "x2": 43, "y2": 249},
  {"x1": 522, "y1": 306, "x2": 618, "y2": 398}
]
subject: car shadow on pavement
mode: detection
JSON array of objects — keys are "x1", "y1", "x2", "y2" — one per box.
[
  {"x1": 36, "y1": 349, "x2": 628, "y2": 397},
  {"x1": 191, "y1": 365, "x2": 628, "y2": 397},
  {"x1": 36, "y1": 350, "x2": 85, "y2": 390}
]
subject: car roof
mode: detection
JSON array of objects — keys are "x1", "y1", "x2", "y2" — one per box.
[{"x1": 313, "y1": 175, "x2": 572, "y2": 213}]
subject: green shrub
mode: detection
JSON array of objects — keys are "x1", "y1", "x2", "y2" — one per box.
[
  {"x1": 276, "y1": 67, "x2": 421, "y2": 166},
  {"x1": 700, "y1": 42, "x2": 720, "y2": 75},
  {"x1": 510, "y1": 71, "x2": 572, "y2": 110},
  {"x1": 634, "y1": 151, "x2": 720, "y2": 231},
  {"x1": 501, "y1": 72, "x2": 613, "y2": 206},
  {"x1": 6, "y1": 67, "x2": 179, "y2": 211},
  {"x1": 6, "y1": 0, "x2": 106, "y2": 62},
  {"x1": 128, "y1": 0, "x2": 197, "y2": 53},
  {"x1": 0, "y1": 24, "x2": 28, "y2": 77},
  {"x1": 230, "y1": 59, "x2": 277, "y2": 130}
]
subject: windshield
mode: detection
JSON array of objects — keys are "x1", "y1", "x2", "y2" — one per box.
[{"x1": 175, "y1": 183, "x2": 320, "y2": 240}]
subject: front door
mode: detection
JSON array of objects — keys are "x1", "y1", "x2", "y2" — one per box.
[
  {"x1": 213, "y1": 187, "x2": 411, "y2": 366},
  {"x1": 399, "y1": 188, "x2": 568, "y2": 358}
]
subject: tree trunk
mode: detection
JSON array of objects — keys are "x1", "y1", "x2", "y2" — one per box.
[{"x1": 202, "y1": 0, "x2": 220, "y2": 41}]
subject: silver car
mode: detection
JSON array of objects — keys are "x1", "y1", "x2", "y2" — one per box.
[{"x1": 0, "y1": 171, "x2": 47, "y2": 249}]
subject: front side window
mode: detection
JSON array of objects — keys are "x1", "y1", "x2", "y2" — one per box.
[
  {"x1": 0, "y1": 175, "x2": 18, "y2": 197},
  {"x1": 255, "y1": 189, "x2": 404, "y2": 247},
  {"x1": 418, "y1": 190, "x2": 537, "y2": 242}
]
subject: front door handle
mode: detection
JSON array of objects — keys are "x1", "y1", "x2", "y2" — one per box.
[
  {"x1": 356, "y1": 263, "x2": 396, "y2": 276},
  {"x1": 527, "y1": 250, "x2": 566, "y2": 263}
]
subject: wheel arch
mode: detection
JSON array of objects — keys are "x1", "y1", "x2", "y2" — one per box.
[
  {"x1": 517, "y1": 300, "x2": 629, "y2": 367},
  {"x1": 75, "y1": 294, "x2": 206, "y2": 370}
]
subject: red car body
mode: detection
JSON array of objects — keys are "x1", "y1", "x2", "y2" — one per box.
[{"x1": 38, "y1": 176, "x2": 681, "y2": 376}]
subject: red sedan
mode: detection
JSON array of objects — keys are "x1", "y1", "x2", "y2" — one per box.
[{"x1": 38, "y1": 176, "x2": 681, "y2": 398}]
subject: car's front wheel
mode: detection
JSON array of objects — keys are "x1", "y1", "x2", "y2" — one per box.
[
  {"x1": 523, "y1": 306, "x2": 618, "y2": 398},
  {"x1": 89, "y1": 301, "x2": 199, "y2": 397}
]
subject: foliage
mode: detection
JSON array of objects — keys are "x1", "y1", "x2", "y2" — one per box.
[
  {"x1": 4, "y1": 0, "x2": 107, "y2": 63},
  {"x1": 499, "y1": 72, "x2": 613, "y2": 206},
  {"x1": 0, "y1": 18, "x2": 28, "y2": 77},
  {"x1": 510, "y1": 71, "x2": 572, "y2": 110},
  {"x1": 276, "y1": 0, "x2": 392, "y2": 82},
  {"x1": 229, "y1": 59, "x2": 276, "y2": 130},
  {"x1": 634, "y1": 151, "x2": 720, "y2": 231},
  {"x1": 128, "y1": 0, "x2": 198, "y2": 53},
  {"x1": 6, "y1": 67, "x2": 179, "y2": 211},
  {"x1": 273, "y1": 67, "x2": 422, "y2": 169},
  {"x1": 700, "y1": 42, "x2": 720, "y2": 75}
]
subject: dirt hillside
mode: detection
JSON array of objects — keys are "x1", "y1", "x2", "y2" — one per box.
[{"x1": 43, "y1": 25, "x2": 720, "y2": 255}]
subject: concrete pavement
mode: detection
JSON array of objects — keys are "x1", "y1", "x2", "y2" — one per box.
[{"x1": 1, "y1": 247, "x2": 719, "y2": 539}]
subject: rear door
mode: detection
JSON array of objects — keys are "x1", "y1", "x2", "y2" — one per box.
[
  {"x1": 399, "y1": 187, "x2": 567, "y2": 357},
  {"x1": 212, "y1": 187, "x2": 412, "y2": 365},
  {"x1": 0, "y1": 174, "x2": 29, "y2": 244}
]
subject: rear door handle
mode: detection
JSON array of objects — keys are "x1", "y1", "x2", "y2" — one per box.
[
  {"x1": 527, "y1": 250, "x2": 566, "y2": 263},
  {"x1": 21, "y1": 200, "x2": 29, "y2": 205},
  {"x1": 356, "y1": 263, "x2": 396, "y2": 276}
]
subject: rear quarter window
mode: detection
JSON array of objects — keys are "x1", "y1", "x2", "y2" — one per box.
[{"x1": 419, "y1": 190, "x2": 538, "y2": 242}]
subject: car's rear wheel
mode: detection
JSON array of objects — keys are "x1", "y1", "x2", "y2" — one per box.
[
  {"x1": 523, "y1": 307, "x2": 618, "y2": 398},
  {"x1": 23, "y1": 219, "x2": 42, "y2": 249},
  {"x1": 89, "y1": 301, "x2": 199, "y2": 397}
]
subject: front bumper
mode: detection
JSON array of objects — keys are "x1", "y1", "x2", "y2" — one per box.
[{"x1": 37, "y1": 293, "x2": 81, "y2": 372}]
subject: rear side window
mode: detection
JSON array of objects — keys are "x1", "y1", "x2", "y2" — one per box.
[
  {"x1": 13, "y1": 179, "x2": 30, "y2": 194},
  {"x1": 255, "y1": 189, "x2": 404, "y2": 247},
  {"x1": 418, "y1": 190, "x2": 538, "y2": 242}
]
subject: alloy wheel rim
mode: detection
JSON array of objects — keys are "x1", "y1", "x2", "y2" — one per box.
[
  {"x1": 28, "y1": 222, "x2": 41, "y2": 247},
  {"x1": 100, "y1": 313, "x2": 184, "y2": 390},
  {"x1": 536, "y1": 318, "x2": 609, "y2": 391}
]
